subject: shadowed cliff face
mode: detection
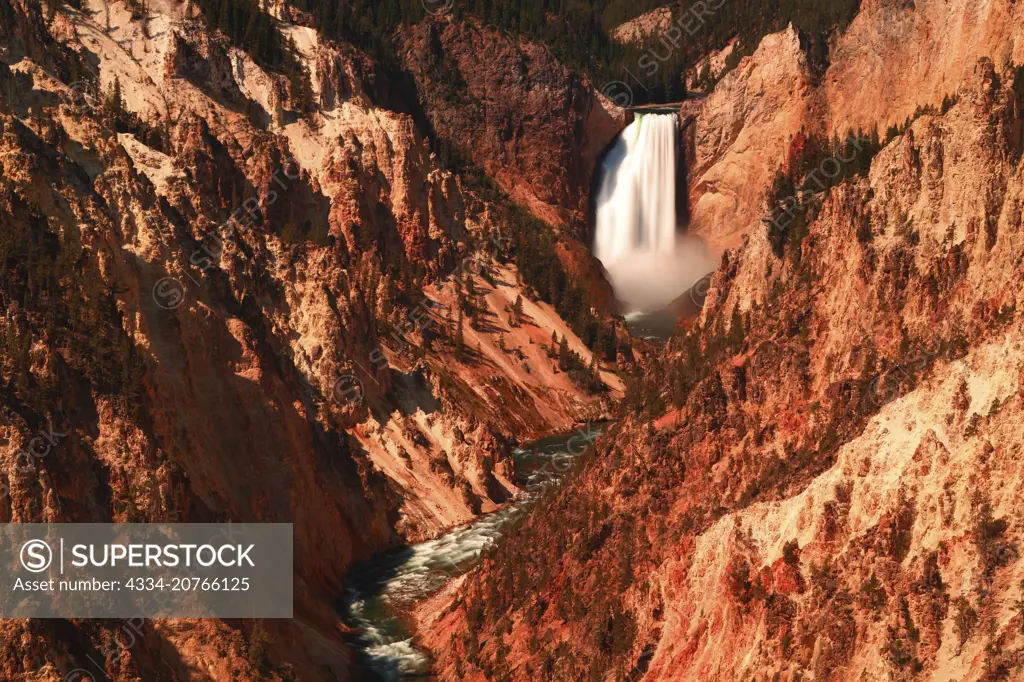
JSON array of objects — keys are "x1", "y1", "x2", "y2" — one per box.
[
  {"x1": 397, "y1": 17, "x2": 626, "y2": 234},
  {"x1": 0, "y1": 1, "x2": 622, "y2": 680},
  {"x1": 420, "y1": 55, "x2": 1024, "y2": 682}
]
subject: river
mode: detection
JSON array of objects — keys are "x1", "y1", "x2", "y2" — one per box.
[{"x1": 342, "y1": 424, "x2": 603, "y2": 681}]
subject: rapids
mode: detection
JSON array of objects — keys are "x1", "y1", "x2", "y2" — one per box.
[{"x1": 342, "y1": 425, "x2": 602, "y2": 681}]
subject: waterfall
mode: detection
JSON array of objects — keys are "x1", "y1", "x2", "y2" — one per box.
[
  {"x1": 594, "y1": 113, "x2": 679, "y2": 268},
  {"x1": 593, "y1": 113, "x2": 713, "y2": 314}
]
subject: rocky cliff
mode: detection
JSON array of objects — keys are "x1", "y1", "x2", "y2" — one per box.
[
  {"x1": 609, "y1": 6, "x2": 674, "y2": 45},
  {"x1": 421, "y1": 51, "x2": 1024, "y2": 682},
  {"x1": 687, "y1": 25, "x2": 821, "y2": 255},
  {"x1": 397, "y1": 17, "x2": 625, "y2": 233},
  {"x1": 686, "y1": 0, "x2": 1024, "y2": 261},
  {"x1": 0, "y1": 1, "x2": 621, "y2": 680}
]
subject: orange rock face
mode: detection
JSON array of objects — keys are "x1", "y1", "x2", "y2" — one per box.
[
  {"x1": 7, "y1": 1, "x2": 1024, "y2": 681},
  {"x1": 687, "y1": 0, "x2": 1024, "y2": 261}
]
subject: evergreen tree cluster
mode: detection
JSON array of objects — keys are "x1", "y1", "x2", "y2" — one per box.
[
  {"x1": 125, "y1": 0, "x2": 149, "y2": 20},
  {"x1": 510, "y1": 293, "x2": 524, "y2": 326},
  {"x1": 288, "y1": 0, "x2": 427, "y2": 76},
  {"x1": 279, "y1": 0, "x2": 862, "y2": 107},
  {"x1": 506, "y1": 205, "x2": 600, "y2": 350},
  {"x1": 194, "y1": 0, "x2": 289, "y2": 69},
  {"x1": 766, "y1": 96, "x2": 966, "y2": 258},
  {"x1": 445, "y1": 0, "x2": 858, "y2": 104},
  {"x1": 0, "y1": 190, "x2": 146, "y2": 422},
  {"x1": 1012, "y1": 63, "x2": 1024, "y2": 105},
  {"x1": 459, "y1": 484, "x2": 644, "y2": 679},
  {"x1": 765, "y1": 129, "x2": 881, "y2": 262},
  {"x1": 555, "y1": 332, "x2": 605, "y2": 393}
]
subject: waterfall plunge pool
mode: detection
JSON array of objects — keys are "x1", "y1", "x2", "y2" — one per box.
[{"x1": 592, "y1": 112, "x2": 716, "y2": 340}]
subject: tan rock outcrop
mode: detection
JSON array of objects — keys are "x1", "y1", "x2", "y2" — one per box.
[
  {"x1": 687, "y1": 0, "x2": 1024, "y2": 261},
  {"x1": 610, "y1": 6, "x2": 675, "y2": 45},
  {"x1": 687, "y1": 25, "x2": 820, "y2": 255}
]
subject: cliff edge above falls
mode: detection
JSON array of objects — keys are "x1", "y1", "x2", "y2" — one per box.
[
  {"x1": 686, "y1": 24, "x2": 819, "y2": 256},
  {"x1": 397, "y1": 17, "x2": 625, "y2": 234}
]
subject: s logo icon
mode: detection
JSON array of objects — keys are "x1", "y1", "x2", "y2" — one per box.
[{"x1": 20, "y1": 539, "x2": 52, "y2": 573}]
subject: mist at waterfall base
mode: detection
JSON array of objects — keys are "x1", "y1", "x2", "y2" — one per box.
[{"x1": 593, "y1": 113, "x2": 715, "y2": 316}]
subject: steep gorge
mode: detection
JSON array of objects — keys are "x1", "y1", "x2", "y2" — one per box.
[
  {"x1": 6, "y1": 1, "x2": 1024, "y2": 681},
  {"x1": 0, "y1": 1, "x2": 623, "y2": 679}
]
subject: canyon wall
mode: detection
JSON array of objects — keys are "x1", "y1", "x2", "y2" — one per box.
[
  {"x1": 0, "y1": 1, "x2": 620, "y2": 680},
  {"x1": 686, "y1": 25, "x2": 820, "y2": 255},
  {"x1": 397, "y1": 17, "x2": 626, "y2": 233}
]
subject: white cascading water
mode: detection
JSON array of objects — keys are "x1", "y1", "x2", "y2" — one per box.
[
  {"x1": 594, "y1": 113, "x2": 678, "y2": 265},
  {"x1": 593, "y1": 113, "x2": 714, "y2": 313}
]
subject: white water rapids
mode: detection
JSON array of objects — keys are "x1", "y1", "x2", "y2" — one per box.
[
  {"x1": 343, "y1": 426, "x2": 601, "y2": 681},
  {"x1": 344, "y1": 506, "x2": 523, "y2": 679},
  {"x1": 593, "y1": 113, "x2": 715, "y2": 313}
]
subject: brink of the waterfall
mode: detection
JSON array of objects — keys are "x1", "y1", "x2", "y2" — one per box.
[{"x1": 593, "y1": 113, "x2": 715, "y2": 315}]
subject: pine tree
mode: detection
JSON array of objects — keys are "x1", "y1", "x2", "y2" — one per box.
[
  {"x1": 106, "y1": 76, "x2": 124, "y2": 122},
  {"x1": 464, "y1": 273, "x2": 478, "y2": 315},
  {"x1": 600, "y1": 322, "x2": 618, "y2": 363},
  {"x1": 558, "y1": 335, "x2": 571, "y2": 371},
  {"x1": 248, "y1": 620, "x2": 272, "y2": 674},
  {"x1": 511, "y1": 294, "x2": 523, "y2": 326},
  {"x1": 454, "y1": 307, "x2": 465, "y2": 360},
  {"x1": 727, "y1": 305, "x2": 745, "y2": 352},
  {"x1": 587, "y1": 353, "x2": 601, "y2": 391}
]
